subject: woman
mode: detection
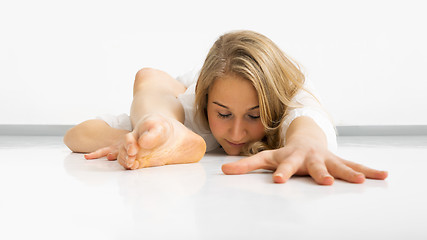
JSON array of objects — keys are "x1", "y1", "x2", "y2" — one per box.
[{"x1": 64, "y1": 30, "x2": 388, "y2": 185}]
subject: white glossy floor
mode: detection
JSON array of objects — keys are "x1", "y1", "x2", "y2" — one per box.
[{"x1": 1, "y1": 135, "x2": 426, "y2": 240}]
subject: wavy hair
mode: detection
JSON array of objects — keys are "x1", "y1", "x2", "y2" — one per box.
[{"x1": 195, "y1": 30, "x2": 306, "y2": 155}]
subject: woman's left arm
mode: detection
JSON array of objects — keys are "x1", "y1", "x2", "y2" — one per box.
[{"x1": 222, "y1": 116, "x2": 388, "y2": 185}]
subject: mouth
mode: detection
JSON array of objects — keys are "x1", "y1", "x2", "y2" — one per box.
[{"x1": 226, "y1": 140, "x2": 246, "y2": 148}]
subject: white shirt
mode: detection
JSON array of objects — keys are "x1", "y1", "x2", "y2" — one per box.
[{"x1": 98, "y1": 68, "x2": 337, "y2": 153}]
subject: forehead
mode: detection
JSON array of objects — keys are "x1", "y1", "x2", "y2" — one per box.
[{"x1": 208, "y1": 74, "x2": 259, "y2": 106}]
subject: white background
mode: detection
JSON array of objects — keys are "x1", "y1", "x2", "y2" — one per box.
[{"x1": 1, "y1": 0, "x2": 426, "y2": 126}]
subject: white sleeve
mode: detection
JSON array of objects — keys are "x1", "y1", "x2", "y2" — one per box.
[
  {"x1": 281, "y1": 81, "x2": 338, "y2": 153},
  {"x1": 175, "y1": 66, "x2": 201, "y2": 88},
  {"x1": 177, "y1": 83, "x2": 220, "y2": 153},
  {"x1": 96, "y1": 113, "x2": 133, "y2": 131}
]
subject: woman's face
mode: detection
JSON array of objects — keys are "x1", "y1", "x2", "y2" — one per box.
[{"x1": 207, "y1": 74, "x2": 266, "y2": 155}]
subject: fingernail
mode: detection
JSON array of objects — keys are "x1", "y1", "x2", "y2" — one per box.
[
  {"x1": 356, "y1": 173, "x2": 365, "y2": 178},
  {"x1": 354, "y1": 173, "x2": 365, "y2": 183},
  {"x1": 273, "y1": 173, "x2": 286, "y2": 183},
  {"x1": 274, "y1": 173, "x2": 283, "y2": 178},
  {"x1": 323, "y1": 175, "x2": 334, "y2": 185}
]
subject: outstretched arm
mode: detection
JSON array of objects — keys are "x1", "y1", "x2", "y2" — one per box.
[
  {"x1": 222, "y1": 116, "x2": 388, "y2": 185},
  {"x1": 64, "y1": 119, "x2": 130, "y2": 153}
]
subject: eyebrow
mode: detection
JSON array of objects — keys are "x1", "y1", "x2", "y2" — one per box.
[{"x1": 213, "y1": 101, "x2": 259, "y2": 111}]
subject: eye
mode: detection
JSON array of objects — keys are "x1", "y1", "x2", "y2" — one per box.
[
  {"x1": 248, "y1": 115, "x2": 260, "y2": 120},
  {"x1": 218, "y1": 113, "x2": 231, "y2": 119}
]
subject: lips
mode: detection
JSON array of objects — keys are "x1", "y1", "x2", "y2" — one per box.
[{"x1": 226, "y1": 140, "x2": 245, "y2": 147}]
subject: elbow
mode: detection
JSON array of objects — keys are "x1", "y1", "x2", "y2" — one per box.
[
  {"x1": 63, "y1": 126, "x2": 80, "y2": 152},
  {"x1": 63, "y1": 119, "x2": 111, "y2": 153},
  {"x1": 64, "y1": 122, "x2": 94, "y2": 153}
]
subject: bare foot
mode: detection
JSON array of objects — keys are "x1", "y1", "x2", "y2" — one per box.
[{"x1": 118, "y1": 114, "x2": 206, "y2": 170}]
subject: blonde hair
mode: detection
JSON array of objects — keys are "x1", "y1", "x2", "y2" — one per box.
[{"x1": 195, "y1": 30, "x2": 306, "y2": 155}]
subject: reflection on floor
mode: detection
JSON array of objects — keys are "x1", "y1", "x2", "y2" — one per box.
[{"x1": 0, "y1": 135, "x2": 426, "y2": 240}]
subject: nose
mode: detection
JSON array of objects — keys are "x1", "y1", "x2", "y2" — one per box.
[{"x1": 229, "y1": 118, "x2": 247, "y2": 142}]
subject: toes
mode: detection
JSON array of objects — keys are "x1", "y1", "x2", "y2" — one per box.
[
  {"x1": 118, "y1": 145, "x2": 135, "y2": 170},
  {"x1": 125, "y1": 133, "x2": 139, "y2": 156},
  {"x1": 129, "y1": 159, "x2": 140, "y2": 170},
  {"x1": 116, "y1": 133, "x2": 140, "y2": 169},
  {"x1": 117, "y1": 153, "x2": 127, "y2": 169},
  {"x1": 139, "y1": 125, "x2": 167, "y2": 150}
]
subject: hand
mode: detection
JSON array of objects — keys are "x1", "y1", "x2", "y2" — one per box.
[
  {"x1": 83, "y1": 134, "x2": 129, "y2": 161},
  {"x1": 221, "y1": 137, "x2": 388, "y2": 185}
]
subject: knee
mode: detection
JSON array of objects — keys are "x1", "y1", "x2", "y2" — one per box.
[
  {"x1": 134, "y1": 67, "x2": 164, "y2": 86},
  {"x1": 133, "y1": 67, "x2": 174, "y2": 95}
]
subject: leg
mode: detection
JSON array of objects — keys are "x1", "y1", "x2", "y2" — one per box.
[
  {"x1": 130, "y1": 68, "x2": 187, "y2": 126},
  {"x1": 64, "y1": 68, "x2": 184, "y2": 153},
  {"x1": 65, "y1": 68, "x2": 206, "y2": 168},
  {"x1": 120, "y1": 68, "x2": 206, "y2": 169}
]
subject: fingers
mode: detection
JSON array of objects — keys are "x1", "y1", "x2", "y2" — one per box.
[
  {"x1": 341, "y1": 159, "x2": 388, "y2": 180},
  {"x1": 272, "y1": 162, "x2": 300, "y2": 183},
  {"x1": 222, "y1": 151, "x2": 273, "y2": 175},
  {"x1": 305, "y1": 158, "x2": 334, "y2": 185},
  {"x1": 84, "y1": 147, "x2": 111, "y2": 160},
  {"x1": 106, "y1": 151, "x2": 118, "y2": 161},
  {"x1": 326, "y1": 159, "x2": 366, "y2": 184},
  {"x1": 85, "y1": 148, "x2": 117, "y2": 161}
]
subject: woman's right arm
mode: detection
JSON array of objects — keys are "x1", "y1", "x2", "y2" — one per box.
[{"x1": 63, "y1": 119, "x2": 130, "y2": 153}]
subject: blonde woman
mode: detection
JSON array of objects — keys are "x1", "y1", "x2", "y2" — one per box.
[{"x1": 64, "y1": 30, "x2": 388, "y2": 185}]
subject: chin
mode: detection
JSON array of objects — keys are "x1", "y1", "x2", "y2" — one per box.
[{"x1": 222, "y1": 147, "x2": 242, "y2": 156}]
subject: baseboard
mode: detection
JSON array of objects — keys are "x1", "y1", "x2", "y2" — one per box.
[
  {"x1": 0, "y1": 125, "x2": 74, "y2": 136},
  {"x1": 0, "y1": 124, "x2": 426, "y2": 136},
  {"x1": 336, "y1": 125, "x2": 427, "y2": 136}
]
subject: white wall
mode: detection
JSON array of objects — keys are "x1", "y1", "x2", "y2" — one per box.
[{"x1": 1, "y1": 0, "x2": 426, "y2": 126}]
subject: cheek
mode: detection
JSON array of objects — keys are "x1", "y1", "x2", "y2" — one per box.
[
  {"x1": 207, "y1": 111, "x2": 224, "y2": 137},
  {"x1": 252, "y1": 122, "x2": 266, "y2": 139}
]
